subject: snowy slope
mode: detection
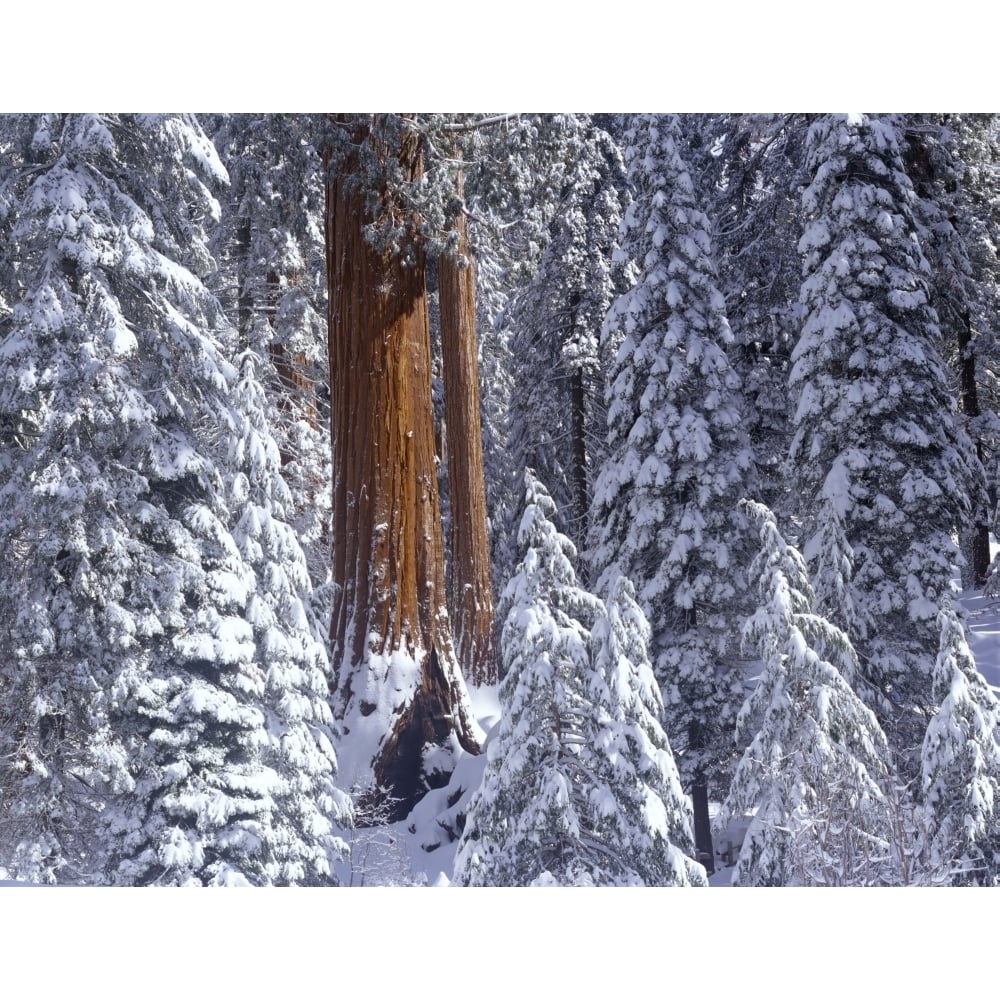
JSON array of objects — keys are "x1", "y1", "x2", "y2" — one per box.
[{"x1": 961, "y1": 588, "x2": 1000, "y2": 693}]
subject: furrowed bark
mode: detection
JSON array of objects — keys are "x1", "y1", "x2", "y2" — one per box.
[
  {"x1": 326, "y1": 117, "x2": 481, "y2": 817},
  {"x1": 439, "y1": 170, "x2": 496, "y2": 685}
]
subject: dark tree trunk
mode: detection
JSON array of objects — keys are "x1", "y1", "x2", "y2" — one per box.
[
  {"x1": 688, "y1": 720, "x2": 715, "y2": 875},
  {"x1": 326, "y1": 117, "x2": 481, "y2": 817},
  {"x1": 439, "y1": 171, "x2": 496, "y2": 686},
  {"x1": 956, "y1": 308, "x2": 992, "y2": 585},
  {"x1": 569, "y1": 366, "x2": 589, "y2": 538},
  {"x1": 234, "y1": 215, "x2": 254, "y2": 346}
]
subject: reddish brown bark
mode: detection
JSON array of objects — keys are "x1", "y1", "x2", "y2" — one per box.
[
  {"x1": 326, "y1": 117, "x2": 481, "y2": 815},
  {"x1": 438, "y1": 173, "x2": 496, "y2": 685}
]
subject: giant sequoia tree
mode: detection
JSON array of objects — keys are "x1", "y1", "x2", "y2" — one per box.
[{"x1": 325, "y1": 116, "x2": 482, "y2": 815}]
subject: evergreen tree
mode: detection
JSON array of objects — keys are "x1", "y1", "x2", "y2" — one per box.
[
  {"x1": 504, "y1": 117, "x2": 629, "y2": 548},
  {"x1": 325, "y1": 115, "x2": 482, "y2": 816},
  {"x1": 0, "y1": 114, "x2": 157, "y2": 880},
  {"x1": 466, "y1": 114, "x2": 615, "y2": 596},
  {"x1": 946, "y1": 116, "x2": 1000, "y2": 540},
  {"x1": 0, "y1": 114, "x2": 345, "y2": 885},
  {"x1": 438, "y1": 163, "x2": 496, "y2": 685},
  {"x1": 589, "y1": 113, "x2": 754, "y2": 868},
  {"x1": 454, "y1": 472, "x2": 704, "y2": 886},
  {"x1": 454, "y1": 471, "x2": 603, "y2": 885},
  {"x1": 920, "y1": 601, "x2": 1000, "y2": 884},
  {"x1": 211, "y1": 114, "x2": 332, "y2": 591},
  {"x1": 470, "y1": 235, "x2": 520, "y2": 603},
  {"x1": 589, "y1": 575, "x2": 707, "y2": 886},
  {"x1": 791, "y1": 114, "x2": 981, "y2": 755},
  {"x1": 719, "y1": 501, "x2": 895, "y2": 886},
  {"x1": 902, "y1": 116, "x2": 994, "y2": 586},
  {"x1": 228, "y1": 350, "x2": 351, "y2": 883},
  {"x1": 104, "y1": 495, "x2": 279, "y2": 886},
  {"x1": 686, "y1": 114, "x2": 808, "y2": 515}
]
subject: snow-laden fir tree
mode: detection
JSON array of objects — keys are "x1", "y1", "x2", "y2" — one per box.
[
  {"x1": 588, "y1": 574, "x2": 707, "y2": 886},
  {"x1": 453, "y1": 471, "x2": 603, "y2": 885},
  {"x1": 685, "y1": 113, "x2": 808, "y2": 515},
  {"x1": 104, "y1": 494, "x2": 278, "y2": 887},
  {"x1": 462, "y1": 115, "x2": 628, "y2": 595},
  {"x1": 454, "y1": 472, "x2": 704, "y2": 886},
  {"x1": 718, "y1": 501, "x2": 895, "y2": 886},
  {"x1": 791, "y1": 114, "x2": 981, "y2": 755},
  {"x1": 920, "y1": 600, "x2": 1000, "y2": 884},
  {"x1": 0, "y1": 114, "x2": 152, "y2": 881},
  {"x1": 945, "y1": 115, "x2": 1000, "y2": 554},
  {"x1": 504, "y1": 117, "x2": 629, "y2": 547},
  {"x1": 0, "y1": 114, "x2": 345, "y2": 885},
  {"x1": 589, "y1": 113, "x2": 755, "y2": 867},
  {"x1": 228, "y1": 350, "x2": 351, "y2": 883},
  {"x1": 211, "y1": 115, "x2": 332, "y2": 593},
  {"x1": 902, "y1": 116, "x2": 994, "y2": 587},
  {"x1": 99, "y1": 117, "x2": 347, "y2": 886}
]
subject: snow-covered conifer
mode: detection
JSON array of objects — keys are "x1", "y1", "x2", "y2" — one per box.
[
  {"x1": 901, "y1": 115, "x2": 1000, "y2": 586},
  {"x1": 455, "y1": 472, "x2": 704, "y2": 886},
  {"x1": 588, "y1": 575, "x2": 707, "y2": 886},
  {"x1": 211, "y1": 115, "x2": 332, "y2": 590},
  {"x1": 719, "y1": 501, "x2": 895, "y2": 886},
  {"x1": 791, "y1": 114, "x2": 980, "y2": 751},
  {"x1": 97, "y1": 116, "x2": 347, "y2": 886},
  {"x1": 688, "y1": 114, "x2": 808, "y2": 515},
  {"x1": 0, "y1": 114, "x2": 342, "y2": 885},
  {"x1": 920, "y1": 601, "x2": 1000, "y2": 884},
  {"x1": 228, "y1": 350, "x2": 351, "y2": 883},
  {"x1": 0, "y1": 114, "x2": 154, "y2": 881},
  {"x1": 455, "y1": 471, "x2": 605, "y2": 885},
  {"x1": 504, "y1": 118, "x2": 629, "y2": 546},
  {"x1": 589, "y1": 114, "x2": 755, "y2": 863}
]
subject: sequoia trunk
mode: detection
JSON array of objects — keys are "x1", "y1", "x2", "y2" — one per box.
[
  {"x1": 326, "y1": 118, "x2": 481, "y2": 817},
  {"x1": 439, "y1": 173, "x2": 496, "y2": 685}
]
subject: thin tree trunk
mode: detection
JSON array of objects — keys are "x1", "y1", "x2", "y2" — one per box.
[
  {"x1": 569, "y1": 368, "x2": 589, "y2": 539},
  {"x1": 439, "y1": 171, "x2": 496, "y2": 685},
  {"x1": 566, "y1": 290, "x2": 590, "y2": 547},
  {"x1": 265, "y1": 266, "x2": 322, "y2": 471},
  {"x1": 326, "y1": 117, "x2": 481, "y2": 817},
  {"x1": 688, "y1": 720, "x2": 715, "y2": 875},
  {"x1": 234, "y1": 215, "x2": 254, "y2": 347},
  {"x1": 956, "y1": 308, "x2": 992, "y2": 585}
]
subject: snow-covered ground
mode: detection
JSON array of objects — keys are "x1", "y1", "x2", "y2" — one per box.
[
  {"x1": 334, "y1": 683, "x2": 499, "y2": 887},
  {"x1": 959, "y1": 587, "x2": 1000, "y2": 692}
]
